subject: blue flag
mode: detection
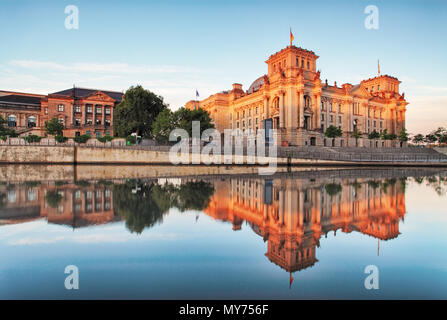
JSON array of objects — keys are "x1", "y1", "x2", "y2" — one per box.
[{"x1": 196, "y1": 90, "x2": 199, "y2": 98}]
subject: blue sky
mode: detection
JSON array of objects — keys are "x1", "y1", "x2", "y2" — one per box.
[{"x1": 0, "y1": 0, "x2": 446, "y2": 134}]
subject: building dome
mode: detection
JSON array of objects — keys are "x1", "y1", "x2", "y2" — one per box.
[{"x1": 247, "y1": 76, "x2": 265, "y2": 94}]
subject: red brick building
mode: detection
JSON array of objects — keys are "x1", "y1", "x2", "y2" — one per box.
[{"x1": 0, "y1": 87, "x2": 123, "y2": 138}]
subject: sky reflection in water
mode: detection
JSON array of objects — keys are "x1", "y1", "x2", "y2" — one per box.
[{"x1": 0, "y1": 168, "x2": 446, "y2": 299}]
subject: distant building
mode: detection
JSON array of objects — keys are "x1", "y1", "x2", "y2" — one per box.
[
  {"x1": 0, "y1": 87, "x2": 123, "y2": 138},
  {"x1": 186, "y1": 45, "x2": 409, "y2": 147}
]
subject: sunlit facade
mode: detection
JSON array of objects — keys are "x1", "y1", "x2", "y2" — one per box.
[
  {"x1": 186, "y1": 45, "x2": 408, "y2": 147},
  {"x1": 203, "y1": 175, "x2": 406, "y2": 277}
]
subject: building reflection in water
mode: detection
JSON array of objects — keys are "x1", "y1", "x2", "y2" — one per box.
[
  {"x1": 0, "y1": 181, "x2": 118, "y2": 228},
  {"x1": 0, "y1": 171, "x2": 445, "y2": 286},
  {"x1": 203, "y1": 175, "x2": 407, "y2": 284}
]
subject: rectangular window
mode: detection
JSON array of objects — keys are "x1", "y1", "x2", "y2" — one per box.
[
  {"x1": 105, "y1": 107, "x2": 111, "y2": 115},
  {"x1": 338, "y1": 116, "x2": 342, "y2": 124},
  {"x1": 330, "y1": 115, "x2": 333, "y2": 123},
  {"x1": 58, "y1": 104, "x2": 64, "y2": 112},
  {"x1": 45, "y1": 107, "x2": 48, "y2": 114},
  {"x1": 96, "y1": 106, "x2": 102, "y2": 114},
  {"x1": 86, "y1": 119, "x2": 92, "y2": 125},
  {"x1": 75, "y1": 105, "x2": 81, "y2": 113},
  {"x1": 87, "y1": 105, "x2": 92, "y2": 113},
  {"x1": 105, "y1": 120, "x2": 111, "y2": 127}
]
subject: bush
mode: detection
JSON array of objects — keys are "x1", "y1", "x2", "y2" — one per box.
[
  {"x1": 55, "y1": 135, "x2": 68, "y2": 143},
  {"x1": 0, "y1": 136, "x2": 6, "y2": 141},
  {"x1": 97, "y1": 135, "x2": 114, "y2": 143},
  {"x1": 73, "y1": 134, "x2": 90, "y2": 144},
  {"x1": 23, "y1": 135, "x2": 42, "y2": 143},
  {"x1": 126, "y1": 135, "x2": 136, "y2": 144}
]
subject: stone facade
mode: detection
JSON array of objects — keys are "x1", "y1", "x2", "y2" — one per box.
[
  {"x1": 0, "y1": 87, "x2": 123, "y2": 138},
  {"x1": 186, "y1": 45, "x2": 408, "y2": 147}
]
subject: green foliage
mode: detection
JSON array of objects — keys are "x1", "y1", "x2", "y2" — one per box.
[
  {"x1": 45, "y1": 190, "x2": 62, "y2": 208},
  {"x1": 0, "y1": 115, "x2": 17, "y2": 137},
  {"x1": 412, "y1": 134, "x2": 425, "y2": 145},
  {"x1": 113, "y1": 180, "x2": 215, "y2": 234},
  {"x1": 152, "y1": 107, "x2": 215, "y2": 144},
  {"x1": 152, "y1": 108, "x2": 177, "y2": 144},
  {"x1": 367, "y1": 180, "x2": 381, "y2": 189},
  {"x1": 324, "y1": 183, "x2": 342, "y2": 197},
  {"x1": 97, "y1": 135, "x2": 114, "y2": 143},
  {"x1": 368, "y1": 130, "x2": 380, "y2": 140},
  {"x1": 23, "y1": 135, "x2": 41, "y2": 143},
  {"x1": 45, "y1": 118, "x2": 64, "y2": 136},
  {"x1": 0, "y1": 136, "x2": 7, "y2": 141},
  {"x1": 55, "y1": 135, "x2": 68, "y2": 143},
  {"x1": 324, "y1": 125, "x2": 342, "y2": 139},
  {"x1": 114, "y1": 85, "x2": 167, "y2": 138},
  {"x1": 73, "y1": 134, "x2": 90, "y2": 143},
  {"x1": 425, "y1": 133, "x2": 437, "y2": 144},
  {"x1": 380, "y1": 129, "x2": 396, "y2": 140},
  {"x1": 351, "y1": 128, "x2": 362, "y2": 140},
  {"x1": 126, "y1": 135, "x2": 136, "y2": 144},
  {"x1": 398, "y1": 128, "x2": 409, "y2": 142}
]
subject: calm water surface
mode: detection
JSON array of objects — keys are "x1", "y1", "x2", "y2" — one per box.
[{"x1": 0, "y1": 167, "x2": 446, "y2": 299}]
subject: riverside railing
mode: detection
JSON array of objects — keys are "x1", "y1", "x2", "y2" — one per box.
[{"x1": 1, "y1": 138, "x2": 447, "y2": 163}]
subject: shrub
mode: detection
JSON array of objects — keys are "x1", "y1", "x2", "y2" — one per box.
[
  {"x1": 74, "y1": 134, "x2": 90, "y2": 143},
  {"x1": 97, "y1": 135, "x2": 113, "y2": 143},
  {"x1": 126, "y1": 135, "x2": 136, "y2": 144},
  {"x1": 23, "y1": 135, "x2": 42, "y2": 143},
  {"x1": 55, "y1": 135, "x2": 68, "y2": 143},
  {"x1": 0, "y1": 136, "x2": 6, "y2": 141}
]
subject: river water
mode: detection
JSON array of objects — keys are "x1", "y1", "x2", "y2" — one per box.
[{"x1": 0, "y1": 166, "x2": 446, "y2": 299}]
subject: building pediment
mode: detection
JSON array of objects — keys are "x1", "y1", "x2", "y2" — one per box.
[
  {"x1": 349, "y1": 85, "x2": 371, "y2": 98},
  {"x1": 84, "y1": 91, "x2": 115, "y2": 103}
]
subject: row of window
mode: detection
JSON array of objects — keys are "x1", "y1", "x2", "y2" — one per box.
[
  {"x1": 6, "y1": 115, "x2": 36, "y2": 127},
  {"x1": 57, "y1": 104, "x2": 112, "y2": 114}
]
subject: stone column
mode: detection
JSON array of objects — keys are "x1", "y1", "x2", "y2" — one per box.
[
  {"x1": 298, "y1": 91, "x2": 304, "y2": 128},
  {"x1": 279, "y1": 93, "x2": 285, "y2": 128},
  {"x1": 316, "y1": 94, "x2": 322, "y2": 131},
  {"x1": 264, "y1": 96, "x2": 270, "y2": 119}
]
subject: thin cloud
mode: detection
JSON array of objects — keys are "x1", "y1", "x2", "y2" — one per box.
[{"x1": 10, "y1": 60, "x2": 204, "y2": 74}]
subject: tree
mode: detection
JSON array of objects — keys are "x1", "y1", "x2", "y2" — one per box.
[
  {"x1": 0, "y1": 115, "x2": 17, "y2": 137},
  {"x1": 152, "y1": 109, "x2": 177, "y2": 144},
  {"x1": 351, "y1": 128, "x2": 362, "y2": 147},
  {"x1": 152, "y1": 107, "x2": 215, "y2": 144},
  {"x1": 324, "y1": 125, "x2": 342, "y2": 146},
  {"x1": 45, "y1": 118, "x2": 64, "y2": 136},
  {"x1": 114, "y1": 85, "x2": 167, "y2": 138},
  {"x1": 425, "y1": 133, "x2": 437, "y2": 144},
  {"x1": 412, "y1": 134, "x2": 425, "y2": 145},
  {"x1": 433, "y1": 127, "x2": 446, "y2": 142},
  {"x1": 380, "y1": 129, "x2": 389, "y2": 140},
  {"x1": 398, "y1": 128, "x2": 409, "y2": 143},
  {"x1": 176, "y1": 107, "x2": 214, "y2": 137},
  {"x1": 368, "y1": 130, "x2": 380, "y2": 140},
  {"x1": 325, "y1": 183, "x2": 342, "y2": 197}
]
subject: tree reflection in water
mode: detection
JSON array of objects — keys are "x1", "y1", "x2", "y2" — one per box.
[{"x1": 113, "y1": 180, "x2": 214, "y2": 234}]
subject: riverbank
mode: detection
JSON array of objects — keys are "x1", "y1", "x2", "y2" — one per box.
[{"x1": 1, "y1": 145, "x2": 447, "y2": 167}]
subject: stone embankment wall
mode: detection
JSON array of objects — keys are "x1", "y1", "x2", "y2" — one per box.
[{"x1": 0, "y1": 145, "x2": 446, "y2": 166}]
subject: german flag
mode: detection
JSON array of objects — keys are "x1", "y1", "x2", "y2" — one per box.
[{"x1": 290, "y1": 28, "x2": 294, "y2": 46}]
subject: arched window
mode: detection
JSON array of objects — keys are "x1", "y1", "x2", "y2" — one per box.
[
  {"x1": 8, "y1": 115, "x2": 16, "y2": 127},
  {"x1": 304, "y1": 96, "x2": 311, "y2": 108},
  {"x1": 27, "y1": 116, "x2": 36, "y2": 128}
]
